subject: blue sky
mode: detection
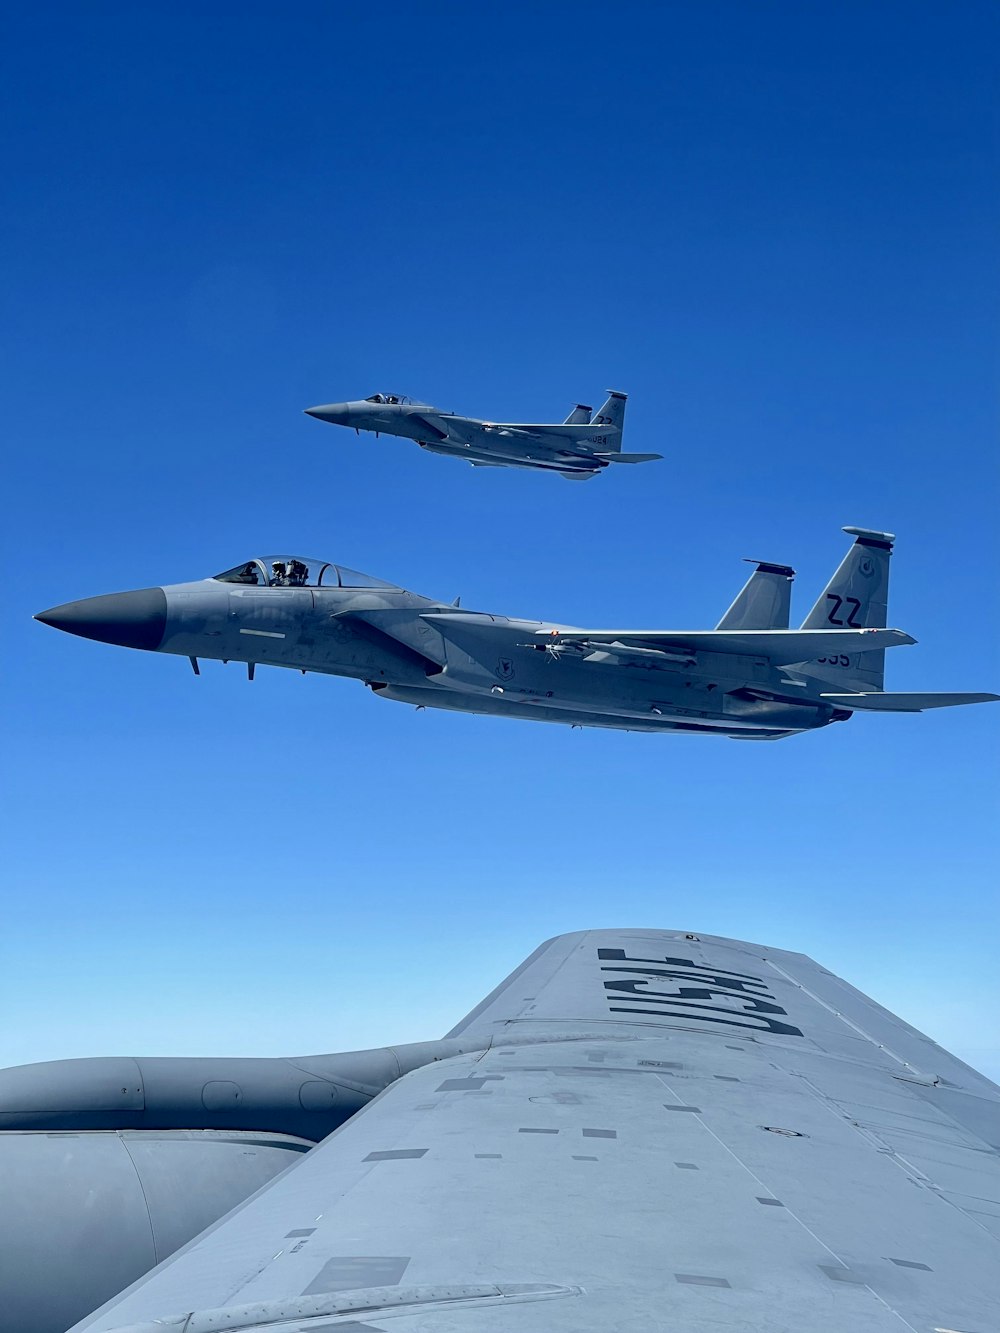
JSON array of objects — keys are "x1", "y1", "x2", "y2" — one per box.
[{"x1": 3, "y1": 2, "x2": 998, "y2": 1080}]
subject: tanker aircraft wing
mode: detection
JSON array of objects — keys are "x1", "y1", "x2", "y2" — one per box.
[{"x1": 70, "y1": 929, "x2": 1000, "y2": 1333}]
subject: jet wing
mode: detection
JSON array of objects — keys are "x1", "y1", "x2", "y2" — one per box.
[
  {"x1": 413, "y1": 416, "x2": 596, "y2": 452},
  {"x1": 69, "y1": 930, "x2": 1000, "y2": 1332},
  {"x1": 479, "y1": 422, "x2": 618, "y2": 447},
  {"x1": 461, "y1": 429, "x2": 662, "y2": 468},
  {"x1": 537, "y1": 627, "x2": 915, "y2": 665}
]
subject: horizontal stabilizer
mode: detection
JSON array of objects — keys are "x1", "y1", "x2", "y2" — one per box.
[
  {"x1": 596, "y1": 452, "x2": 662, "y2": 464},
  {"x1": 820, "y1": 691, "x2": 1000, "y2": 712},
  {"x1": 539, "y1": 627, "x2": 914, "y2": 666}
]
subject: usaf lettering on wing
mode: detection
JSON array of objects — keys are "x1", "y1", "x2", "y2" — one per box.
[{"x1": 597, "y1": 947, "x2": 804, "y2": 1037}]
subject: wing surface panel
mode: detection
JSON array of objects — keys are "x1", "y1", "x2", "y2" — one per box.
[
  {"x1": 537, "y1": 628, "x2": 914, "y2": 665},
  {"x1": 448, "y1": 930, "x2": 999, "y2": 1096},
  {"x1": 485, "y1": 423, "x2": 619, "y2": 444},
  {"x1": 70, "y1": 931, "x2": 1000, "y2": 1333}
]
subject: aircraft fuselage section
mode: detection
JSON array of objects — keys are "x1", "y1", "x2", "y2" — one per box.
[
  {"x1": 157, "y1": 582, "x2": 446, "y2": 687},
  {"x1": 134, "y1": 583, "x2": 838, "y2": 736}
]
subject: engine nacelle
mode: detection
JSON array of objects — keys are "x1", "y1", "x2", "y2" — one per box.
[
  {"x1": 0, "y1": 1038, "x2": 476, "y2": 1138},
  {"x1": 0, "y1": 1038, "x2": 481, "y2": 1331},
  {"x1": 0, "y1": 1128, "x2": 311, "y2": 1333}
]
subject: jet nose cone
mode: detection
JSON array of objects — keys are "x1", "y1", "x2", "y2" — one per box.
[
  {"x1": 35, "y1": 588, "x2": 168, "y2": 651},
  {"x1": 304, "y1": 402, "x2": 351, "y2": 425}
]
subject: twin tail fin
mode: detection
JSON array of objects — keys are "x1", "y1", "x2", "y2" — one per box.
[
  {"x1": 798, "y1": 527, "x2": 894, "y2": 690},
  {"x1": 717, "y1": 561, "x2": 795, "y2": 631}
]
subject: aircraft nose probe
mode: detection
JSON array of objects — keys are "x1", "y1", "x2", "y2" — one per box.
[{"x1": 34, "y1": 588, "x2": 168, "y2": 652}]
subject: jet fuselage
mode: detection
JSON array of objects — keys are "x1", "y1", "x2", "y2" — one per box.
[
  {"x1": 35, "y1": 560, "x2": 844, "y2": 739},
  {"x1": 303, "y1": 391, "x2": 654, "y2": 477}
]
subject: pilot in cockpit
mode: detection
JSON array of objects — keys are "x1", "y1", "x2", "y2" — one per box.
[{"x1": 270, "y1": 561, "x2": 288, "y2": 586}]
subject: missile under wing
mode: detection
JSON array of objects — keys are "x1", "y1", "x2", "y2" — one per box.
[
  {"x1": 61, "y1": 928, "x2": 1000, "y2": 1332},
  {"x1": 304, "y1": 390, "x2": 662, "y2": 477}
]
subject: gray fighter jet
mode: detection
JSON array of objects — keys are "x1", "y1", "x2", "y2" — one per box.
[
  {"x1": 35, "y1": 528, "x2": 996, "y2": 739},
  {"x1": 304, "y1": 390, "x2": 661, "y2": 477},
  {"x1": 3, "y1": 927, "x2": 1000, "y2": 1332}
]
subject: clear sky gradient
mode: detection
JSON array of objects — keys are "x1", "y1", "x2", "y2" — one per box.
[{"x1": 3, "y1": 3, "x2": 998, "y2": 1079}]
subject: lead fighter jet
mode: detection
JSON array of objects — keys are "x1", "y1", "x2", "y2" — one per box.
[
  {"x1": 304, "y1": 390, "x2": 661, "y2": 477},
  {"x1": 35, "y1": 528, "x2": 996, "y2": 739}
]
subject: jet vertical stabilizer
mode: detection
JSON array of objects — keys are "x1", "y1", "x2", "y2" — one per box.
[
  {"x1": 716, "y1": 560, "x2": 795, "y2": 631},
  {"x1": 587, "y1": 390, "x2": 660, "y2": 466},
  {"x1": 798, "y1": 526, "x2": 894, "y2": 690},
  {"x1": 563, "y1": 404, "x2": 593, "y2": 425},
  {"x1": 591, "y1": 390, "x2": 627, "y2": 441}
]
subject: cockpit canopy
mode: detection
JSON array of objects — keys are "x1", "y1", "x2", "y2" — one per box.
[
  {"x1": 213, "y1": 557, "x2": 397, "y2": 590},
  {"x1": 364, "y1": 393, "x2": 413, "y2": 405}
]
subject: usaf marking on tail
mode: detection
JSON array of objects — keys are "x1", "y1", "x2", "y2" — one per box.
[
  {"x1": 35, "y1": 528, "x2": 997, "y2": 739},
  {"x1": 304, "y1": 390, "x2": 661, "y2": 478}
]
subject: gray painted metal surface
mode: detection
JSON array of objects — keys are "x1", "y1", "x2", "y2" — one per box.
[
  {"x1": 63, "y1": 928, "x2": 1000, "y2": 1333},
  {"x1": 0, "y1": 1129, "x2": 312, "y2": 1333},
  {"x1": 0, "y1": 1040, "x2": 480, "y2": 1333},
  {"x1": 0, "y1": 1039, "x2": 479, "y2": 1138},
  {"x1": 34, "y1": 530, "x2": 997, "y2": 739},
  {"x1": 303, "y1": 390, "x2": 661, "y2": 477}
]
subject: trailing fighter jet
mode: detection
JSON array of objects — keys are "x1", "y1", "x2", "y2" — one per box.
[
  {"x1": 303, "y1": 390, "x2": 661, "y2": 477},
  {"x1": 35, "y1": 528, "x2": 996, "y2": 739},
  {"x1": 3, "y1": 927, "x2": 1000, "y2": 1332}
]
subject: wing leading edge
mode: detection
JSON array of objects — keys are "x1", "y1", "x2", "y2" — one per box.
[
  {"x1": 536, "y1": 626, "x2": 915, "y2": 665},
  {"x1": 70, "y1": 930, "x2": 1000, "y2": 1333}
]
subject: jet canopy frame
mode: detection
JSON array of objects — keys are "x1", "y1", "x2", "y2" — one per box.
[{"x1": 212, "y1": 557, "x2": 397, "y2": 590}]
